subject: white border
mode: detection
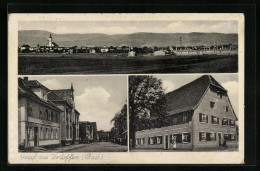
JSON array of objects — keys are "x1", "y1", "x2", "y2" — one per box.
[{"x1": 8, "y1": 13, "x2": 244, "y2": 164}]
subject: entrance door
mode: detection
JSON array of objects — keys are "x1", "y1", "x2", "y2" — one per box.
[
  {"x1": 218, "y1": 133, "x2": 222, "y2": 146},
  {"x1": 34, "y1": 127, "x2": 38, "y2": 146},
  {"x1": 164, "y1": 135, "x2": 169, "y2": 149}
]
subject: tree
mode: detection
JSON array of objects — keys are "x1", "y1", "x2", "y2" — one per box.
[
  {"x1": 129, "y1": 76, "x2": 167, "y2": 148},
  {"x1": 110, "y1": 103, "x2": 127, "y2": 144}
]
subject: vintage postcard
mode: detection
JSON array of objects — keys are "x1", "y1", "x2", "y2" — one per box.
[{"x1": 8, "y1": 13, "x2": 244, "y2": 164}]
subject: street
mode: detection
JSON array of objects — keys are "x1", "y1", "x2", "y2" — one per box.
[{"x1": 45, "y1": 142, "x2": 127, "y2": 152}]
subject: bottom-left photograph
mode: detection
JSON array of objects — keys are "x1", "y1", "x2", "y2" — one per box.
[{"x1": 18, "y1": 76, "x2": 127, "y2": 152}]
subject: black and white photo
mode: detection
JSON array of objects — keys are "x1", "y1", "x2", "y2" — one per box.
[
  {"x1": 18, "y1": 20, "x2": 238, "y2": 74},
  {"x1": 129, "y1": 74, "x2": 238, "y2": 151},
  {"x1": 18, "y1": 76, "x2": 127, "y2": 152}
]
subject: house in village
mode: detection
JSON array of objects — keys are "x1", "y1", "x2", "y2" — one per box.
[
  {"x1": 100, "y1": 45, "x2": 109, "y2": 53},
  {"x1": 135, "y1": 75, "x2": 238, "y2": 150},
  {"x1": 48, "y1": 85, "x2": 80, "y2": 145},
  {"x1": 79, "y1": 121, "x2": 98, "y2": 143},
  {"x1": 18, "y1": 77, "x2": 63, "y2": 150},
  {"x1": 19, "y1": 77, "x2": 80, "y2": 149}
]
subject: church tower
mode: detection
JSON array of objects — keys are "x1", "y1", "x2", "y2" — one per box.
[{"x1": 48, "y1": 33, "x2": 52, "y2": 47}]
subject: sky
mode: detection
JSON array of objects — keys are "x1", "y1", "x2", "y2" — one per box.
[
  {"x1": 27, "y1": 76, "x2": 127, "y2": 131},
  {"x1": 155, "y1": 74, "x2": 239, "y2": 116},
  {"x1": 18, "y1": 20, "x2": 238, "y2": 35}
]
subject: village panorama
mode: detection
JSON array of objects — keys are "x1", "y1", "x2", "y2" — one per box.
[{"x1": 18, "y1": 32, "x2": 238, "y2": 74}]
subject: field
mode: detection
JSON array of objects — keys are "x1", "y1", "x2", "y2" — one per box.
[{"x1": 18, "y1": 53, "x2": 238, "y2": 74}]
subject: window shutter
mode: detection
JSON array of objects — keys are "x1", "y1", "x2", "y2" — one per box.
[
  {"x1": 199, "y1": 114, "x2": 202, "y2": 122},
  {"x1": 206, "y1": 133, "x2": 210, "y2": 141},
  {"x1": 187, "y1": 133, "x2": 191, "y2": 143},
  {"x1": 148, "y1": 137, "x2": 150, "y2": 145},
  {"x1": 211, "y1": 116, "x2": 213, "y2": 123},
  {"x1": 217, "y1": 118, "x2": 219, "y2": 124},
  {"x1": 143, "y1": 138, "x2": 145, "y2": 145},
  {"x1": 206, "y1": 115, "x2": 208, "y2": 123},
  {"x1": 199, "y1": 132, "x2": 202, "y2": 141},
  {"x1": 177, "y1": 134, "x2": 182, "y2": 143}
]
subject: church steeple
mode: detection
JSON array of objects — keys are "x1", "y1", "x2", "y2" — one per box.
[{"x1": 48, "y1": 33, "x2": 53, "y2": 47}]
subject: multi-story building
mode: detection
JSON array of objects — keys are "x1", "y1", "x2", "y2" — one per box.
[
  {"x1": 18, "y1": 77, "x2": 62, "y2": 150},
  {"x1": 48, "y1": 85, "x2": 80, "y2": 145},
  {"x1": 79, "y1": 121, "x2": 98, "y2": 143},
  {"x1": 135, "y1": 75, "x2": 238, "y2": 150}
]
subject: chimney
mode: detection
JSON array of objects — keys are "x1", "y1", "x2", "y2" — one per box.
[{"x1": 24, "y1": 77, "x2": 28, "y2": 82}]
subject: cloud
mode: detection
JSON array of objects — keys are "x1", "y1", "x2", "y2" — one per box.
[
  {"x1": 75, "y1": 86, "x2": 122, "y2": 131},
  {"x1": 222, "y1": 81, "x2": 239, "y2": 115},
  {"x1": 162, "y1": 80, "x2": 176, "y2": 93},
  {"x1": 41, "y1": 78, "x2": 63, "y2": 90}
]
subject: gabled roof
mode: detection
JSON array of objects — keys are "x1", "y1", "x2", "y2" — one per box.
[
  {"x1": 25, "y1": 80, "x2": 50, "y2": 92},
  {"x1": 51, "y1": 89, "x2": 73, "y2": 105},
  {"x1": 165, "y1": 75, "x2": 227, "y2": 115},
  {"x1": 18, "y1": 78, "x2": 62, "y2": 112}
]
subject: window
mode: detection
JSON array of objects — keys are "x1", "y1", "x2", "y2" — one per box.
[
  {"x1": 222, "y1": 118, "x2": 228, "y2": 126},
  {"x1": 45, "y1": 128, "x2": 49, "y2": 139},
  {"x1": 39, "y1": 109, "x2": 43, "y2": 120},
  {"x1": 27, "y1": 102, "x2": 33, "y2": 117},
  {"x1": 211, "y1": 115, "x2": 219, "y2": 124},
  {"x1": 176, "y1": 134, "x2": 182, "y2": 143},
  {"x1": 172, "y1": 117, "x2": 177, "y2": 125},
  {"x1": 230, "y1": 134, "x2": 236, "y2": 141},
  {"x1": 51, "y1": 129, "x2": 53, "y2": 139},
  {"x1": 224, "y1": 106, "x2": 228, "y2": 112},
  {"x1": 156, "y1": 136, "x2": 163, "y2": 144},
  {"x1": 206, "y1": 133, "x2": 216, "y2": 141},
  {"x1": 50, "y1": 111, "x2": 53, "y2": 121},
  {"x1": 199, "y1": 113, "x2": 208, "y2": 123},
  {"x1": 210, "y1": 101, "x2": 215, "y2": 109},
  {"x1": 45, "y1": 109, "x2": 49, "y2": 120},
  {"x1": 42, "y1": 91, "x2": 47, "y2": 101},
  {"x1": 229, "y1": 119, "x2": 235, "y2": 127},
  {"x1": 136, "y1": 139, "x2": 140, "y2": 145},
  {"x1": 183, "y1": 114, "x2": 188, "y2": 122},
  {"x1": 148, "y1": 137, "x2": 155, "y2": 145},
  {"x1": 40, "y1": 127, "x2": 44, "y2": 139},
  {"x1": 224, "y1": 134, "x2": 230, "y2": 141},
  {"x1": 182, "y1": 133, "x2": 191, "y2": 143},
  {"x1": 140, "y1": 138, "x2": 145, "y2": 145},
  {"x1": 199, "y1": 132, "x2": 207, "y2": 141}
]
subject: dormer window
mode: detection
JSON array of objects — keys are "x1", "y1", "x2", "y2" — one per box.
[
  {"x1": 42, "y1": 91, "x2": 47, "y2": 101},
  {"x1": 183, "y1": 114, "x2": 188, "y2": 122},
  {"x1": 217, "y1": 92, "x2": 222, "y2": 99}
]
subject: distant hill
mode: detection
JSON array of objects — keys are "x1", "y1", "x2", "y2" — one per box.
[{"x1": 18, "y1": 30, "x2": 238, "y2": 47}]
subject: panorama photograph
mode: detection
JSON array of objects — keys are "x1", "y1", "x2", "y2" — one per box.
[{"x1": 18, "y1": 20, "x2": 238, "y2": 74}]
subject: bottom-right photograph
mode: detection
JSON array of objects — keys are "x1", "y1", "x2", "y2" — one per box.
[{"x1": 129, "y1": 74, "x2": 239, "y2": 152}]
